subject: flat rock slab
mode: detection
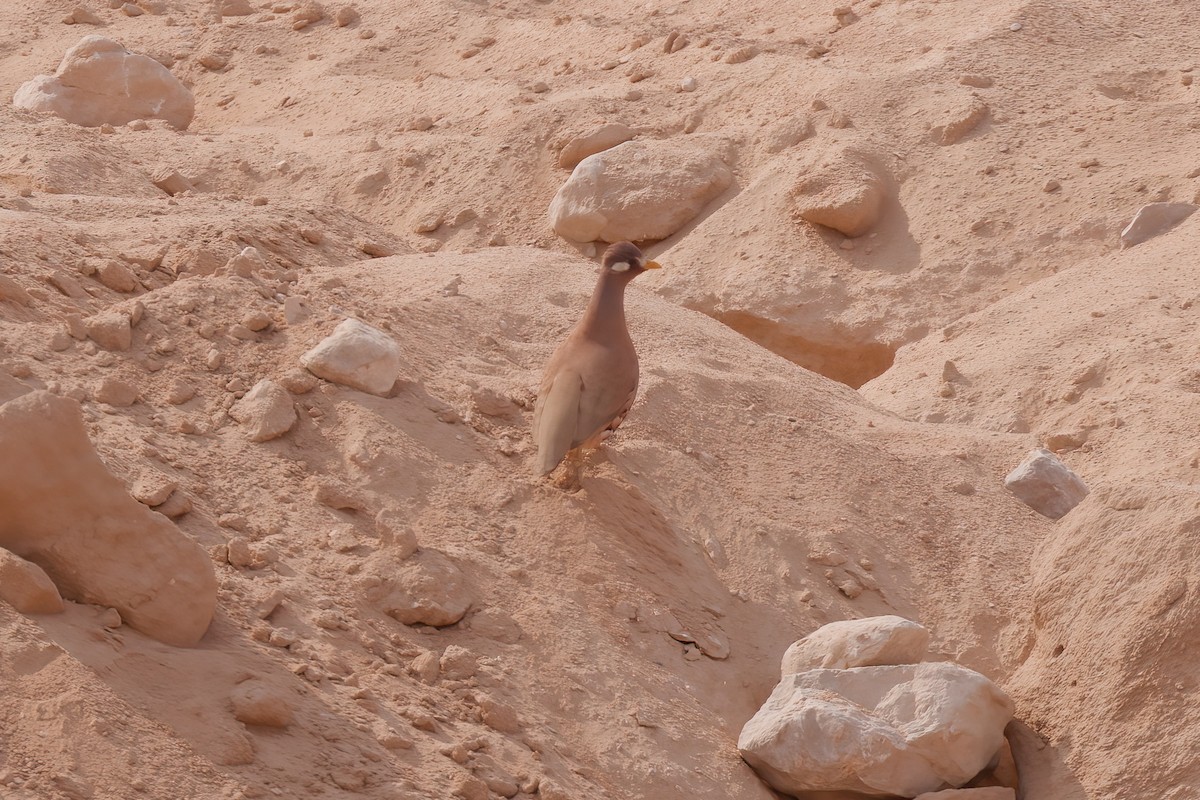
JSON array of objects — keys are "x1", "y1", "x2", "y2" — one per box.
[
  {"x1": 739, "y1": 662, "x2": 1014, "y2": 798},
  {"x1": 781, "y1": 615, "x2": 929, "y2": 676},
  {"x1": 0, "y1": 391, "x2": 215, "y2": 645},
  {"x1": 1005, "y1": 448, "x2": 1089, "y2": 519},
  {"x1": 1120, "y1": 202, "x2": 1198, "y2": 248},
  {"x1": 13, "y1": 36, "x2": 195, "y2": 129}
]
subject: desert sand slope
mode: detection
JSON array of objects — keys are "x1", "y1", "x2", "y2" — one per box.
[
  {"x1": 863, "y1": 215, "x2": 1200, "y2": 798},
  {"x1": 1, "y1": 0, "x2": 1199, "y2": 798},
  {"x1": 1, "y1": 238, "x2": 1040, "y2": 798}
]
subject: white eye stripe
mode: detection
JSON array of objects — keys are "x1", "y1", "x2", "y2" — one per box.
[{"x1": 611, "y1": 261, "x2": 630, "y2": 272}]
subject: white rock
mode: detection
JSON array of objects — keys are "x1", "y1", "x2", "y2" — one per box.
[
  {"x1": 1119, "y1": 202, "x2": 1198, "y2": 248},
  {"x1": 0, "y1": 391, "x2": 215, "y2": 645},
  {"x1": 229, "y1": 379, "x2": 296, "y2": 442},
  {"x1": 13, "y1": 36, "x2": 195, "y2": 129},
  {"x1": 548, "y1": 139, "x2": 733, "y2": 243},
  {"x1": 300, "y1": 318, "x2": 403, "y2": 396},
  {"x1": 0, "y1": 547, "x2": 65, "y2": 614},
  {"x1": 558, "y1": 123, "x2": 636, "y2": 169},
  {"x1": 680, "y1": 76, "x2": 698, "y2": 92},
  {"x1": 1004, "y1": 448, "x2": 1089, "y2": 519},
  {"x1": 366, "y1": 549, "x2": 473, "y2": 627},
  {"x1": 781, "y1": 615, "x2": 929, "y2": 676},
  {"x1": 739, "y1": 662, "x2": 1014, "y2": 798}
]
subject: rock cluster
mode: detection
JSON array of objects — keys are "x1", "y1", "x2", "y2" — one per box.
[{"x1": 739, "y1": 616, "x2": 1014, "y2": 798}]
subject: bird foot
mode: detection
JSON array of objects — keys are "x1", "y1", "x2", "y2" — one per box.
[{"x1": 550, "y1": 451, "x2": 585, "y2": 492}]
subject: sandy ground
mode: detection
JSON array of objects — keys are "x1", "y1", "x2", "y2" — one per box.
[{"x1": 1, "y1": 0, "x2": 1199, "y2": 798}]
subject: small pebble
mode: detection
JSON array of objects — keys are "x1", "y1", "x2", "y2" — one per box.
[{"x1": 680, "y1": 76, "x2": 697, "y2": 92}]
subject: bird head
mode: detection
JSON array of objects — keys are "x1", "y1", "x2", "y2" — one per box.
[{"x1": 601, "y1": 241, "x2": 661, "y2": 276}]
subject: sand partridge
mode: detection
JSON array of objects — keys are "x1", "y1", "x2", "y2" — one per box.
[{"x1": 532, "y1": 241, "x2": 661, "y2": 488}]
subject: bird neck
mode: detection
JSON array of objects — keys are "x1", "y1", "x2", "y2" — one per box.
[{"x1": 581, "y1": 268, "x2": 633, "y2": 340}]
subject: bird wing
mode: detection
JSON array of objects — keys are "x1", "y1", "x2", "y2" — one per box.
[{"x1": 532, "y1": 369, "x2": 583, "y2": 475}]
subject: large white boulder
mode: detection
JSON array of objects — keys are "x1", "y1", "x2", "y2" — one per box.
[
  {"x1": 739, "y1": 662, "x2": 1014, "y2": 798},
  {"x1": 781, "y1": 615, "x2": 930, "y2": 676},
  {"x1": 0, "y1": 391, "x2": 215, "y2": 645},
  {"x1": 300, "y1": 318, "x2": 404, "y2": 396},
  {"x1": 13, "y1": 36, "x2": 195, "y2": 129},
  {"x1": 1004, "y1": 448, "x2": 1089, "y2": 519},
  {"x1": 1119, "y1": 202, "x2": 1197, "y2": 248},
  {"x1": 548, "y1": 139, "x2": 732, "y2": 243}
]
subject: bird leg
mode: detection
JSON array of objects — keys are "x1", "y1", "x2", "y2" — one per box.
[{"x1": 552, "y1": 448, "x2": 585, "y2": 493}]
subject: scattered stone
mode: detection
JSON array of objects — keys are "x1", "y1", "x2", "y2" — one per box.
[
  {"x1": 0, "y1": 275, "x2": 33, "y2": 306},
  {"x1": 764, "y1": 116, "x2": 813, "y2": 153},
  {"x1": 85, "y1": 311, "x2": 132, "y2": 351},
  {"x1": 935, "y1": 97, "x2": 988, "y2": 145},
  {"x1": 680, "y1": 75, "x2": 698, "y2": 92},
  {"x1": 121, "y1": 2, "x2": 144, "y2": 15},
  {"x1": 959, "y1": 74, "x2": 995, "y2": 88},
  {"x1": 226, "y1": 247, "x2": 267, "y2": 278},
  {"x1": 1043, "y1": 179, "x2": 1061, "y2": 193},
  {"x1": 229, "y1": 379, "x2": 296, "y2": 442},
  {"x1": 724, "y1": 45, "x2": 759, "y2": 64},
  {"x1": 376, "y1": 509, "x2": 419, "y2": 559},
  {"x1": 293, "y1": 0, "x2": 325, "y2": 28},
  {"x1": 455, "y1": 776, "x2": 489, "y2": 800},
  {"x1": 1004, "y1": 448, "x2": 1089, "y2": 519},
  {"x1": 63, "y1": 6, "x2": 104, "y2": 25},
  {"x1": 227, "y1": 537, "x2": 267, "y2": 569},
  {"x1": 793, "y1": 149, "x2": 889, "y2": 237},
  {"x1": 409, "y1": 650, "x2": 440, "y2": 683},
  {"x1": 300, "y1": 228, "x2": 324, "y2": 245},
  {"x1": 94, "y1": 377, "x2": 138, "y2": 406},
  {"x1": 479, "y1": 695, "x2": 521, "y2": 733},
  {"x1": 242, "y1": 311, "x2": 273, "y2": 332},
  {"x1": 14, "y1": 36, "x2": 195, "y2": 129},
  {"x1": 283, "y1": 296, "x2": 312, "y2": 325},
  {"x1": 96, "y1": 260, "x2": 138, "y2": 292},
  {"x1": 357, "y1": 239, "x2": 394, "y2": 257},
  {"x1": 219, "y1": 0, "x2": 254, "y2": 14},
  {"x1": 49, "y1": 271, "x2": 89, "y2": 299},
  {"x1": 151, "y1": 168, "x2": 193, "y2": 196},
  {"x1": 231, "y1": 680, "x2": 294, "y2": 728},
  {"x1": 278, "y1": 367, "x2": 318, "y2": 394},
  {"x1": 132, "y1": 474, "x2": 178, "y2": 507},
  {"x1": 1119, "y1": 202, "x2": 1198, "y2": 248},
  {"x1": 334, "y1": 6, "x2": 359, "y2": 26},
  {"x1": 300, "y1": 318, "x2": 404, "y2": 396},
  {"x1": 407, "y1": 114, "x2": 434, "y2": 131},
  {"x1": 366, "y1": 549, "x2": 473, "y2": 627},
  {"x1": 0, "y1": 548, "x2": 65, "y2": 614},
  {"x1": 664, "y1": 31, "x2": 689, "y2": 53},
  {"x1": 153, "y1": 489, "x2": 192, "y2": 519},
  {"x1": 781, "y1": 616, "x2": 929, "y2": 676},
  {"x1": 313, "y1": 480, "x2": 366, "y2": 511},
  {"x1": 739, "y1": 662, "x2": 1014, "y2": 798},
  {"x1": 549, "y1": 139, "x2": 733, "y2": 243},
  {"x1": 0, "y1": 392, "x2": 215, "y2": 645},
  {"x1": 439, "y1": 644, "x2": 478, "y2": 679},
  {"x1": 98, "y1": 607, "x2": 122, "y2": 628},
  {"x1": 557, "y1": 123, "x2": 636, "y2": 170}
]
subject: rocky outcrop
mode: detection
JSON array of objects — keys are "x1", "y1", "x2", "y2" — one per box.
[
  {"x1": 548, "y1": 139, "x2": 732, "y2": 243},
  {"x1": 0, "y1": 391, "x2": 215, "y2": 645},
  {"x1": 12, "y1": 36, "x2": 195, "y2": 129}
]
